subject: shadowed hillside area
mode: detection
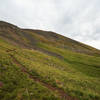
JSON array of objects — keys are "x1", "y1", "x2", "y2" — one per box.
[{"x1": 0, "y1": 21, "x2": 100, "y2": 100}]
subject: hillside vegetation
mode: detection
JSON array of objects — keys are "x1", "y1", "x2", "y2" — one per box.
[{"x1": 0, "y1": 21, "x2": 100, "y2": 100}]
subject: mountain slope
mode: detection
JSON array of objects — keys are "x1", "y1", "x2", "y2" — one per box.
[
  {"x1": 0, "y1": 21, "x2": 100, "y2": 57},
  {"x1": 0, "y1": 21, "x2": 100, "y2": 100}
]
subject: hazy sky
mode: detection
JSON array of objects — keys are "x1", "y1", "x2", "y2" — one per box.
[{"x1": 0, "y1": 0, "x2": 100, "y2": 49}]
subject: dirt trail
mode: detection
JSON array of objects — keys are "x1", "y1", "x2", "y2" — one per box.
[
  {"x1": 7, "y1": 49, "x2": 78, "y2": 100},
  {"x1": 0, "y1": 82, "x2": 3, "y2": 88}
]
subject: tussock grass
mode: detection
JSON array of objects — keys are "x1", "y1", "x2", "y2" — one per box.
[{"x1": 0, "y1": 25, "x2": 100, "y2": 100}]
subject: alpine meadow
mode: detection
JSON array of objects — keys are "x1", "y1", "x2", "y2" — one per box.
[{"x1": 0, "y1": 21, "x2": 100, "y2": 100}]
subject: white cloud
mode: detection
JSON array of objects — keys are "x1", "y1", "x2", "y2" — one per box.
[{"x1": 0, "y1": 0, "x2": 100, "y2": 49}]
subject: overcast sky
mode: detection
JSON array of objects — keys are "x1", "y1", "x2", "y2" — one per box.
[{"x1": 0, "y1": 0, "x2": 100, "y2": 49}]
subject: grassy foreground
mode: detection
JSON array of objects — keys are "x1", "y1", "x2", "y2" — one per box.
[{"x1": 0, "y1": 37, "x2": 100, "y2": 100}]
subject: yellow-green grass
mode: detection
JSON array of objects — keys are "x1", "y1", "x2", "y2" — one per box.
[
  {"x1": 0, "y1": 37, "x2": 100, "y2": 100},
  {"x1": 0, "y1": 39, "x2": 60, "y2": 100}
]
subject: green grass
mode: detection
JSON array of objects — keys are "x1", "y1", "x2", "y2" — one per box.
[
  {"x1": 0, "y1": 29, "x2": 100, "y2": 100},
  {"x1": 0, "y1": 39, "x2": 60, "y2": 100},
  {"x1": 13, "y1": 49, "x2": 100, "y2": 100}
]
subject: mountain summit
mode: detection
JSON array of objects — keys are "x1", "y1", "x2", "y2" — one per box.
[{"x1": 0, "y1": 21, "x2": 100, "y2": 100}]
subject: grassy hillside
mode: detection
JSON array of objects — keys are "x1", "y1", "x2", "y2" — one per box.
[{"x1": 0, "y1": 21, "x2": 100, "y2": 100}]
